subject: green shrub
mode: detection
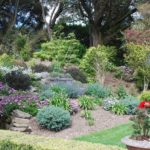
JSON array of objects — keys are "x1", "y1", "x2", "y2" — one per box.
[
  {"x1": 115, "y1": 85, "x2": 128, "y2": 99},
  {"x1": 0, "y1": 54, "x2": 14, "y2": 68},
  {"x1": 85, "y1": 83, "x2": 111, "y2": 98},
  {"x1": 79, "y1": 96, "x2": 95, "y2": 110},
  {"x1": 36, "y1": 106, "x2": 71, "y2": 131},
  {"x1": 140, "y1": 91, "x2": 150, "y2": 101},
  {"x1": 20, "y1": 101, "x2": 38, "y2": 116},
  {"x1": 0, "y1": 130, "x2": 125, "y2": 150},
  {"x1": 111, "y1": 103, "x2": 127, "y2": 115},
  {"x1": 80, "y1": 45, "x2": 116, "y2": 77},
  {"x1": 5, "y1": 70, "x2": 31, "y2": 90},
  {"x1": 34, "y1": 39, "x2": 85, "y2": 64},
  {"x1": 65, "y1": 66, "x2": 87, "y2": 83},
  {"x1": 121, "y1": 96, "x2": 139, "y2": 115},
  {"x1": 50, "y1": 93, "x2": 71, "y2": 112}
]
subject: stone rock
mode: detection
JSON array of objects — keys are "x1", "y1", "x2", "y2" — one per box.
[
  {"x1": 12, "y1": 110, "x2": 31, "y2": 119},
  {"x1": 10, "y1": 126, "x2": 32, "y2": 133},
  {"x1": 12, "y1": 117, "x2": 30, "y2": 125},
  {"x1": 12, "y1": 123, "x2": 29, "y2": 128},
  {"x1": 70, "y1": 100, "x2": 80, "y2": 114},
  {"x1": 34, "y1": 72, "x2": 49, "y2": 80}
]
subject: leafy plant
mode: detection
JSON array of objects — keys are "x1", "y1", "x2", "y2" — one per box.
[
  {"x1": 79, "y1": 96, "x2": 95, "y2": 110},
  {"x1": 34, "y1": 39, "x2": 85, "y2": 64},
  {"x1": 0, "y1": 54, "x2": 14, "y2": 68},
  {"x1": 121, "y1": 96, "x2": 139, "y2": 115},
  {"x1": 36, "y1": 106, "x2": 71, "y2": 131},
  {"x1": 85, "y1": 83, "x2": 111, "y2": 99},
  {"x1": 50, "y1": 93, "x2": 71, "y2": 112},
  {"x1": 115, "y1": 85, "x2": 128, "y2": 99},
  {"x1": 5, "y1": 70, "x2": 31, "y2": 90},
  {"x1": 20, "y1": 100, "x2": 38, "y2": 116},
  {"x1": 140, "y1": 91, "x2": 150, "y2": 101},
  {"x1": 111, "y1": 103, "x2": 127, "y2": 115}
]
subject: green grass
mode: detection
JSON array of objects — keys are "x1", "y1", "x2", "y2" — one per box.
[{"x1": 74, "y1": 123, "x2": 132, "y2": 148}]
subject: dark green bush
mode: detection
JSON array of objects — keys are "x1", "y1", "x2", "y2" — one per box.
[
  {"x1": 36, "y1": 106, "x2": 71, "y2": 131},
  {"x1": 111, "y1": 103, "x2": 127, "y2": 115},
  {"x1": 5, "y1": 71, "x2": 31, "y2": 90},
  {"x1": 115, "y1": 85, "x2": 128, "y2": 99},
  {"x1": 85, "y1": 83, "x2": 111, "y2": 98},
  {"x1": 65, "y1": 66, "x2": 87, "y2": 83}
]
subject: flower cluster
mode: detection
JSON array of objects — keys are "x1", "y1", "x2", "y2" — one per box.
[
  {"x1": 0, "y1": 82, "x2": 48, "y2": 116},
  {"x1": 138, "y1": 101, "x2": 150, "y2": 109}
]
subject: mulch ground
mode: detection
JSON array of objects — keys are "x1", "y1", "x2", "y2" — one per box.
[{"x1": 29, "y1": 107, "x2": 130, "y2": 139}]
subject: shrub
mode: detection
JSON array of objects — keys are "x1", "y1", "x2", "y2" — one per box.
[
  {"x1": 80, "y1": 45, "x2": 116, "y2": 79},
  {"x1": 5, "y1": 70, "x2": 31, "y2": 90},
  {"x1": 79, "y1": 96, "x2": 95, "y2": 110},
  {"x1": 0, "y1": 53, "x2": 14, "y2": 68},
  {"x1": 121, "y1": 96, "x2": 139, "y2": 115},
  {"x1": 103, "y1": 97, "x2": 119, "y2": 111},
  {"x1": 111, "y1": 103, "x2": 127, "y2": 115},
  {"x1": 140, "y1": 91, "x2": 150, "y2": 101},
  {"x1": 34, "y1": 39, "x2": 85, "y2": 64},
  {"x1": 50, "y1": 93, "x2": 71, "y2": 112},
  {"x1": 32, "y1": 64, "x2": 51, "y2": 73},
  {"x1": 65, "y1": 66, "x2": 87, "y2": 83},
  {"x1": 85, "y1": 83, "x2": 111, "y2": 98},
  {"x1": 115, "y1": 85, "x2": 128, "y2": 99},
  {"x1": 36, "y1": 106, "x2": 71, "y2": 131},
  {"x1": 125, "y1": 43, "x2": 150, "y2": 91}
]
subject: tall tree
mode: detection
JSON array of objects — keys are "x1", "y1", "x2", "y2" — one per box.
[{"x1": 78, "y1": 0, "x2": 137, "y2": 46}]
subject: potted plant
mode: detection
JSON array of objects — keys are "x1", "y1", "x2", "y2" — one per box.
[{"x1": 122, "y1": 101, "x2": 150, "y2": 150}]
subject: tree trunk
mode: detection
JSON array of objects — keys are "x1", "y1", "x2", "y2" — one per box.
[
  {"x1": 90, "y1": 23, "x2": 103, "y2": 46},
  {"x1": 143, "y1": 76, "x2": 149, "y2": 91}
]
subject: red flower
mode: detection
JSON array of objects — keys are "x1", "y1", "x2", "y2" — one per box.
[{"x1": 138, "y1": 101, "x2": 150, "y2": 109}]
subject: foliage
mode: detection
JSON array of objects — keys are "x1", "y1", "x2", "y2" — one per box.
[
  {"x1": 80, "y1": 45, "x2": 116, "y2": 81},
  {"x1": 50, "y1": 93, "x2": 71, "y2": 112},
  {"x1": 51, "y1": 61, "x2": 63, "y2": 73},
  {"x1": 140, "y1": 91, "x2": 150, "y2": 101},
  {"x1": 81, "y1": 110, "x2": 95, "y2": 126},
  {"x1": 20, "y1": 101, "x2": 38, "y2": 116},
  {"x1": 115, "y1": 85, "x2": 128, "y2": 99},
  {"x1": 130, "y1": 109, "x2": 150, "y2": 138},
  {"x1": 65, "y1": 66, "x2": 87, "y2": 83},
  {"x1": 79, "y1": 96, "x2": 95, "y2": 110},
  {"x1": 85, "y1": 83, "x2": 111, "y2": 99},
  {"x1": 0, "y1": 130, "x2": 125, "y2": 150},
  {"x1": 111, "y1": 103, "x2": 127, "y2": 115},
  {"x1": 0, "y1": 54, "x2": 14, "y2": 68},
  {"x1": 103, "y1": 97, "x2": 119, "y2": 111},
  {"x1": 5, "y1": 70, "x2": 31, "y2": 90},
  {"x1": 125, "y1": 43, "x2": 150, "y2": 91},
  {"x1": 34, "y1": 39, "x2": 85, "y2": 64},
  {"x1": 36, "y1": 106, "x2": 71, "y2": 132},
  {"x1": 121, "y1": 96, "x2": 139, "y2": 115}
]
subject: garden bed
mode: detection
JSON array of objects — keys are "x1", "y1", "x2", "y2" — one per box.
[{"x1": 30, "y1": 107, "x2": 130, "y2": 139}]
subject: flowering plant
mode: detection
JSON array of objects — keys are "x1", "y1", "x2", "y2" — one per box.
[
  {"x1": 0, "y1": 82, "x2": 48, "y2": 116},
  {"x1": 130, "y1": 100, "x2": 150, "y2": 140}
]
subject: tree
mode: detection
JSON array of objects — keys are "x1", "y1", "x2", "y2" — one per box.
[
  {"x1": 126, "y1": 43, "x2": 150, "y2": 91},
  {"x1": 78, "y1": 0, "x2": 137, "y2": 46}
]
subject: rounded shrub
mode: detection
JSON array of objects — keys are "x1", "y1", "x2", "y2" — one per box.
[
  {"x1": 5, "y1": 70, "x2": 31, "y2": 90},
  {"x1": 36, "y1": 106, "x2": 71, "y2": 131},
  {"x1": 140, "y1": 91, "x2": 150, "y2": 101}
]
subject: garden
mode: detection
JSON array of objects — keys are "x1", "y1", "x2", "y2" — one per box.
[{"x1": 0, "y1": 0, "x2": 150, "y2": 150}]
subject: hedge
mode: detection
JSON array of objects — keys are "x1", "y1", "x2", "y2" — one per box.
[{"x1": 0, "y1": 130, "x2": 125, "y2": 150}]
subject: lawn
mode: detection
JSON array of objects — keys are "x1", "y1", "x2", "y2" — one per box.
[{"x1": 74, "y1": 123, "x2": 132, "y2": 148}]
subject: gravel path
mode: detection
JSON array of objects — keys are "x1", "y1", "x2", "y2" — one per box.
[{"x1": 29, "y1": 107, "x2": 130, "y2": 139}]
